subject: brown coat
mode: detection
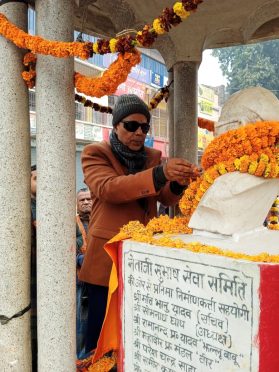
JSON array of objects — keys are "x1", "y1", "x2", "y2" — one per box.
[{"x1": 79, "y1": 141, "x2": 180, "y2": 286}]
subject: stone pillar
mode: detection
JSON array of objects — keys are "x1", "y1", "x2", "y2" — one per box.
[
  {"x1": 167, "y1": 68, "x2": 174, "y2": 159},
  {"x1": 0, "y1": 3, "x2": 31, "y2": 371},
  {"x1": 36, "y1": 1, "x2": 76, "y2": 371},
  {"x1": 167, "y1": 68, "x2": 175, "y2": 217},
  {"x1": 173, "y1": 61, "x2": 198, "y2": 165}
]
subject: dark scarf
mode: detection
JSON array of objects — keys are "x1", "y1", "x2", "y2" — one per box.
[
  {"x1": 110, "y1": 130, "x2": 148, "y2": 211},
  {"x1": 110, "y1": 131, "x2": 147, "y2": 174}
]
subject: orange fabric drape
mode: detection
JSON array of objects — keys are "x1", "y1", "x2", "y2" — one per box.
[{"x1": 92, "y1": 236, "x2": 125, "y2": 363}]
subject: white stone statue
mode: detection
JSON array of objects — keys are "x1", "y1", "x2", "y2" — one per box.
[
  {"x1": 187, "y1": 87, "x2": 279, "y2": 248},
  {"x1": 215, "y1": 86, "x2": 279, "y2": 135}
]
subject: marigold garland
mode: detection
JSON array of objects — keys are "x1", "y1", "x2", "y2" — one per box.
[
  {"x1": 75, "y1": 51, "x2": 141, "y2": 98},
  {"x1": 22, "y1": 52, "x2": 37, "y2": 88},
  {"x1": 0, "y1": 1, "x2": 203, "y2": 58},
  {"x1": 201, "y1": 121, "x2": 279, "y2": 170},
  {"x1": 179, "y1": 121, "x2": 279, "y2": 218},
  {"x1": 75, "y1": 94, "x2": 113, "y2": 114},
  {"x1": 0, "y1": 13, "x2": 92, "y2": 59},
  {"x1": 116, "y1": 219, "x2": 279, "y2": 263},
  {"x1": 148, "y1": 85, "x2": 171, "y2": 110},
  {"x1": 76, "y1": 351, "x2": 116, "y2": 372}
]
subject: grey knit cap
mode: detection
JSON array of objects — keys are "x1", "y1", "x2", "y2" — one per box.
[{"x1": 112, "y1": 94, "x2": 150, "y2": 126}]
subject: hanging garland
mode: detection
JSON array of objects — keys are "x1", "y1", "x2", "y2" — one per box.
[
  {"x1": 0, "y1": 13, "x2": 92, "y2": 59},
  {"x1": 0, "y1": 1, "x2": 203, "y2": 58},
  {"x1": 22, "y1": 51, "x2": 36, "y2": 88},
  {"x1": 22, "y1": 50, "x2": 140, "y2": 98},
  {"x1": 22, "y1": 51, "x2": 215, "y2": 131},
  {"x1": 75, "y1": 84, "x2": 215, "y2": 135},
  {"x1": 74, "y1": 51, "x2": 141, "y2": 98},
  {"x1": 75, "y1": 94, "x2": 112, "y2": 114}
]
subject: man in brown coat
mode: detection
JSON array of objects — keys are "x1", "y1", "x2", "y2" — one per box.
[{"x1": 79, "y1": 94, "x2": 199, "y2": 352}]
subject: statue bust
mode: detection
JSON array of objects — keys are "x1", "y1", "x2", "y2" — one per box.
[
  {"x1": 215, "y1": 86, "x2": 279, "y2": 136},
  {"x1": 188, "y1": 87, "x2": 279, "y2": 236}
]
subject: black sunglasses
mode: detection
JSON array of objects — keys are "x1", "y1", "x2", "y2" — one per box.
[{"x1": 121, "y1": 121, "x2": 150, "y2": 134}]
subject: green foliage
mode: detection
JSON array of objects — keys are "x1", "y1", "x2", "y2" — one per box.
[{"x1": 212, "y1": 40, "x2": 279, "y2": 97}]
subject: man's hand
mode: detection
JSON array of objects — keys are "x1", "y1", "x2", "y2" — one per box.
[{"x1": 163, "y1": 158, "x2": 201, "y2": 186}]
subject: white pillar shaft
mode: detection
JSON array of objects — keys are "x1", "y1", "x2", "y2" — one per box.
[
  {"x1": 173, "y1": 61, "x2": 198, "y2": 164},
  {"x1": 36, "y1": 1, "x2": 76, "y2": 371},
  {"x1": 0, "y1": 3, "x2": 31, "y2": 371}
]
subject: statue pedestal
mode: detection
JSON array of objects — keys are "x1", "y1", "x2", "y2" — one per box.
[{"x1": 117, "y1": 236, "x2": 279, "y2": 372}]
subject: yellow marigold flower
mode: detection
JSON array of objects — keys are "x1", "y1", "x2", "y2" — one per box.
[
  {"x1": 199, "y1": 183, "x2": 207, "y2": 193},
  {"x1": 216, "y1": 163, "x2": 227, "y2": 175},
  {"x1": 195, "y1": 194, "x2": 201, "y2": 202},
  {"x1": 260, "y1": 153, "x2": 269, "y2": 163},
  {"x1": 153, "y1": 19, "x2": 165, "y2": 35},
  {"x1": 269, "y1": 216, "x2": 279, "y2": 222},
  {"x1": 234, "y1": 158, "x2": 241, "y2": 170},
  {"x1": 203, "y1": 173, "x2": 213, "y2": 184},
  {"x1": 93, "y1": 42, "x2": 99, "y2": 54},
  {"x1": 271, "y1": 206, "x2": 279, "y2": 213},
  {"x1": 268, "y1": 224, "x2": 279, "y2": 230},
  {"x1": 264, "y1": 163, "x2": 271, "y2": 177},
  {"x1": 109, "y1": 38, "x2": 118, "y2": 53},
  {"x1": 248, "y1": 161, "x2": 258, "y2": 175},
  {"x1": 173, "y1": 2, "x2": 190, "y2": 19}
]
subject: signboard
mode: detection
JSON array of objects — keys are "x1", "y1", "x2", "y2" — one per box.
[
  {"x1": 130, "y1": 65, "x2": 151, "y2": 85},
  {"x1": 76, "y1": 121, "x2": 103, "y2": 142},
  {"x1": 198, "y1": 129, "x2": 213, "y2": 150},
  {"x1": 120, "y1": 241, "x2": 259, "y2": 372},
  {"x1": 198, "y1": 98, "x2": 214, "y2": 116},
  {"x1": 199, "y1": 85, "x2": 215, "y2": 102},
  {"x1": 115, "y1": 77, "x2": 146, "y2": 99},
  {"x1": 151, "y1": 72, "x2": 164, "y2": 88}
]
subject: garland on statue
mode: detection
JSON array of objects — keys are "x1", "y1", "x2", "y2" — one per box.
[
  {"x1": 0, "y1": 1, "x2": 203, "y2": 58},
  {"x1": 179, "y1": 121, "x2": 279, "y2": 217},
  {"x1": 107, "y1": 218, "x2": 279, "y2": 263}
]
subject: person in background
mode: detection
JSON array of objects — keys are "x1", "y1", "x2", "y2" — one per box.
[
  {"x1": 79, "y1": 94, "x2": 200, "y2": 352},
  {"x1": 30, "y1": 164, "x2": 37, "y2": 371},
  {"x1": 76, "y1": 188, "x2": 92, "y2": 359}
]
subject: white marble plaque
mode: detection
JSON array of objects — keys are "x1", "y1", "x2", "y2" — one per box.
[{"x1": 121, "y1": 241, "x2": 260, "y2": 372}]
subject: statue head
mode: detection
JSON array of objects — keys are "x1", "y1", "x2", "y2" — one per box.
[
  {"x1": 215, "y1": 86, "x2": 279, "y2": 136},
  {"x1": 188, "y1": 87, "x2": 279, "y2": 236}
]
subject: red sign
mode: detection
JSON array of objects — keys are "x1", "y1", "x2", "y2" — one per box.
[{"x1": 115, "y1": 77, "x2": 145, "y2": 99}]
